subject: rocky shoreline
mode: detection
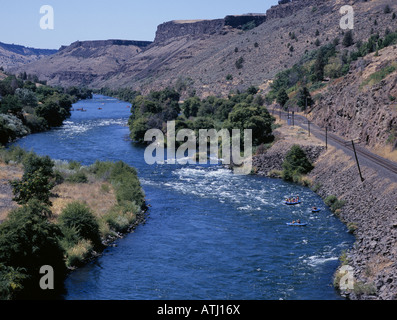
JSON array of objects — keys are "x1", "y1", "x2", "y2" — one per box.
[{"x1": 252, "y1": 129, "x2": 397, "y2": 300}]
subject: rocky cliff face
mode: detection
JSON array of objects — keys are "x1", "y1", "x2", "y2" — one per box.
[
  {"x1": 154, "y1": 19, "x2": 225, "y2": 44},
  {"x1": 224, "y1": 14, "x2": 267, "y2": 29},
  {"x1": 59, "y1": 40, "x2": 152, "y2": 52},
  {"x1": 266, "y1": 0, "x2": 328, "y2": 20},
  {"x1": 310, "y1": 45, "x2": 397, "y2": 155},
  {"x1": 154, "y1": 14, "x2": 267, "y2": 44}
]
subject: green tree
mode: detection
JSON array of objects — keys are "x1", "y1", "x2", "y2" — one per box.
[
  {"x1": 342, "y1": 30, "x2": 354, "y2": 47},
  {"x1": 10, "y1": 168, "x2": 54, "y2": 206},
  {"x1": 14, "y1": 88, "x2": 38, "y2": 108},
  {"x1": 0, "y1": 199, "x2": 65, "y2": 299},
  {"x1": 235, "y1": 57, "x2": 244, "y2": 69},
  {"x1": 10, "y1": 153, "x2": 54, "y2": 206},
  {"x1": 182, "y1": 96, "x2": 201, "y2": 118},
  {"x1": 312, "y1": 49, "x2": 326, "y2": 81},
  {"x1": 277, "y1": 89, "x2": 289, "y2": 109},
  {"x1": 297, "y1": 87, "x2": 314, "y2": 110},
  {"x1": 0, "y1": 76, "x2": 22, "y2": 96},
  {"x1": 58, "y1": 202, "x2": 101, "y2": 247},
  {"x1": 282, "y1": 145, "x2": 314, "y2": 182},
  {"x1": 0, "y1": 95, "x2": 23, "y2": 115},
  {"x1": 226, "y1": 103, "x2": 274, "y2": 145},
  {"x1": 22, "y1": 152, "x2": 54, "y2": 178},
  {"x1": 0, "y1": 117, "x2": 16, "y2": 145},
  {"x1": 0, "y1": 264, "x2": 27, "y2": 300},
  {"x1": 34, "y1": 100, "x2": 69, "y2": 127},
  {"x1": 130, "y1": 117, "x2": 149, "y2": 143}
]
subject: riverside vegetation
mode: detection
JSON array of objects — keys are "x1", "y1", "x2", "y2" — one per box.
[
  {"x1": 265, "y1": 28, "x2": 397, "y2": 114},
  {"x1": 0, "y1": 72, "x2": 93, "y2": 146},
  {"x1": 0, "y1": 146, "x2": 146, "y2": 300},
  {"x1": 99, "y1": 86, "x2": 276, "y2": 151}
]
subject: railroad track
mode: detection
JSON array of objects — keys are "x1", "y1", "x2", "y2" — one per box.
[{"x1": 278, "y1": 110, "x2": 397, "y2": 176}]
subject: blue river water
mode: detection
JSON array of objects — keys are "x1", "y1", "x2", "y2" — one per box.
[{"x1": 13, "y1": 95, "x2": 354, "y2": 300}]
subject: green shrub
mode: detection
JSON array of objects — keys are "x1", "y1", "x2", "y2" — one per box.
[
  {"x1": 102, "y1": 208, "x2": 136, "y2": 234},
  {"x1": 0, "y1": 200, "x2": 65, "y2": 298},
  {"x1": 282, "y1": 145, "x2": 314, "y2": 182},
  {"x1": 22, "y1": 152, "x2": 54, "y2": 178},
  {"x1": 241, "y1": 21, "x2": 256, "y2": 31},
  {"x1": 342, "y1": 30, "x2": 354, "y2": 47},
  {"x1": 0, "y1": 145, "x2": 28, "y2": 164},
  {"x1": 58, "y1": 202, "x2": 101, "y2": 247},
  {"x1": 0, "y1": 264, "x2": 27, "y2": 300},
  {"x1": 89, "y1": 160, "x2": 146, "y2": 211},
  {"x1": 66, "y1": 171, "x2": 88, "y2": 183},
  {"x1": 100, "y1": 183, "x2": 111, "y2": 193},
  {"x1": 360, "y1": 62, "x2": 397, "y2": 89},
  {"x1": 68, "y1": 160, "x2": 82, "y2": 170},
  {"x1": 9, "y1": 152, "x2": 54, "y2": 206},
  {"x1": 235, "y1": 57, "x2": 244, "y2": 69},
  {"x1": 325, "y1": 195, "x2": 346, "y2": 212},
  {"x1": 34, "y1": 99, "x2": 70, "y2": 128},
  {"x1": 384, "y1": 5, "x2": 392, "y2": 14},
  {"x1": 65, "y1": 240, "x2": 94, "y2": 268},
  {"x1": 10, "y1": 168, "x2": 54, "y2": 206},
  {"x1": 24, "y1": 113, "x2": 48, "y2": 133}
]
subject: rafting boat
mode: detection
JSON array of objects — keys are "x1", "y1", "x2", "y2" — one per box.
[{"x1": 285, "y1": 200, "x2": 301, "y2": 205}]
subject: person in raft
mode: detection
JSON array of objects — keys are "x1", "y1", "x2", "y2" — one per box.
[{"x1": 286, "y1": 196, "x2": 300, "y2": 203}]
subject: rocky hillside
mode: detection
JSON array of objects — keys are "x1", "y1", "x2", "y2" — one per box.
[
  {"x1": 310, "y1": 45, "x2": 397, "y2": 160},
  {"x1": 13, "y1": 0, "x2": 397, "y2": 96},
  {"x1": 0, "y1": 42, "x2": 56, "y2": 70},
  {"x1": 9, "y1": 40, "x2": 152, "y2": 87}
]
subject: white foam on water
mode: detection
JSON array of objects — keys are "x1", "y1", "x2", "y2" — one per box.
[
  {"x1": 61, "y1": 118, "x2": 127, "y2": 136},
  {"x1": 303, "y1": 255, "x2": 339, "y2": 267},
  {"x1": 237, "y1": 205, "x2": 262, "y2": 211}
]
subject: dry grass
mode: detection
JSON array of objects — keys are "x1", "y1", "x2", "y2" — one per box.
[
  {"x1": 0, "y1": 159, "x2": 120, "y2": 225},
  {"x1": 273, "y1": 119, "x2": 324, "y2": 147},
  {"x1": 323, "y1": 148, "x2": 356, "y2": 171},
  {"x1": 0, "y1": 161, "x2": 23, "y2": 221},
  {"x1": 50, "y1": 181, "x2": 117, "y2": 219},
  {"x1": 364, "y1": 254, "x2": 394, "y2": 282},
  {"x1": 371, "y1": 144, "x2": 397, "y2": 163},
  {"x1": 0, "y1": 161, "x2": 23, "y2": 181}
]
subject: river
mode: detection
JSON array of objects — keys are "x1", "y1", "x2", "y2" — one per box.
[{"x1": 13, "y1": 94, "x2": 354, "y2": 300}]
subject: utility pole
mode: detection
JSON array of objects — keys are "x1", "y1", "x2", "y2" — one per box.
[
  {"x1": 325, "y1": 126, "x2": 328, "y2": 150},
  {"x1": 292, "y1": 111, "x2": 295, "y2": 127},
  {"x1": 351, "y1": 140, "x2": 365, "y2": 183},
  {"x1": 305, "y1": 96, "x2": 308, "y2": 114},
  {"x1": 307, "y1": 120, "x2": 311, "y2": 137}
]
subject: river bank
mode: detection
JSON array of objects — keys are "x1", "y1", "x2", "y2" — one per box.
[
  {"x1": 252, "y1": 122, "x2": 397, "y2": 300},
  {"x1": 0, "y1": 147, "x2": 148, "y2": 299}
]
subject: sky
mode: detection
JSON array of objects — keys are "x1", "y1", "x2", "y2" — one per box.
[{"x1": 0, "y1": 0, "x2": 279, "y2": 49}]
